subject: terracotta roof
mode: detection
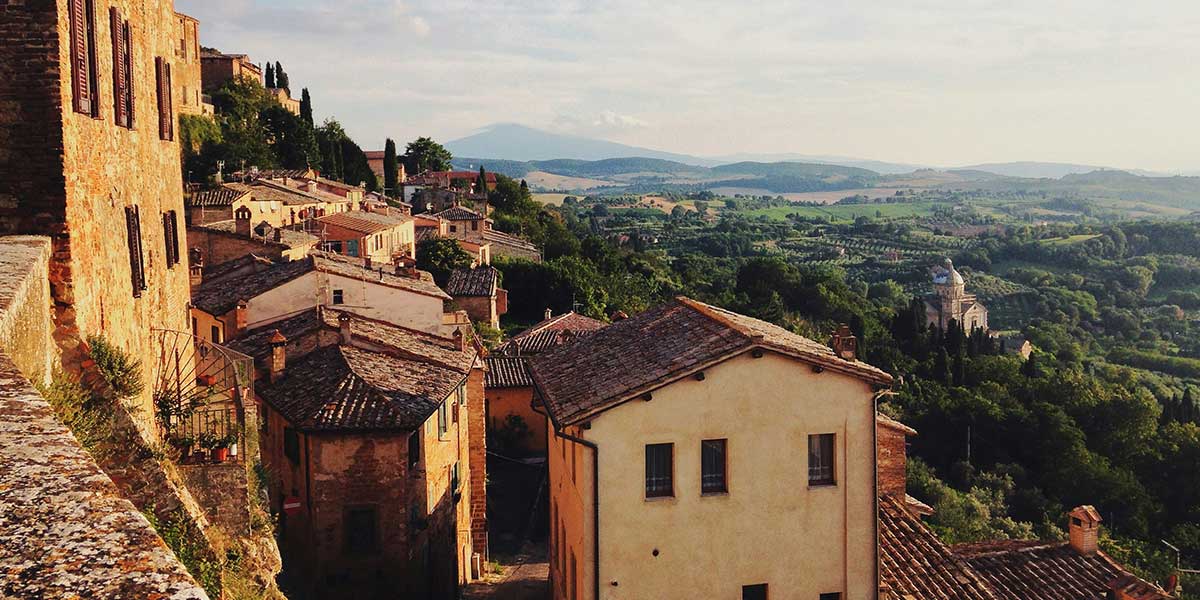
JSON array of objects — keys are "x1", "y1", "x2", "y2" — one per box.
[
  {"x1": 530, "y1": 297, "x2": 893, "y2": 426},
  {"x1": 878, "y1": 413, "x2": 919, "y2": 436},
  {"x1": 316, "y1": 210, "x2": 411, "y2": 235},
  {"x1": 446, "y1": 267, "x2": 498, "y2": 297},
  {"x1": 199, "y1": 220, "x2": 319, "y2": 249},
  {"x1": 192, "y1": 252, "x2": 448, "y2": 315},
  {"x1": 200, "y1": 253, "x2": 277, "y2": 282},
  {"x1": 253, "y1": 311, "x2": 477, "y2": 432},
  {"x1": 485, "y1": 356, "x2": 534, "y2": 388},
  {"x1": 258, "y1": 344, "x2": 465, "y2": 432},
  {"x1": 434, "y1": 206, "x2": 486, "y2": 221},
  {"x1": 498, "y1": 311, "x2": 607, "y2": 356},
  {"x1": 188, "y1": 185, "x2": 248, "y2": 207},
  {"x1": 483, "y1": 228, "x2": 540, "y2": 253},
  {"x1": 954, "y1": 541, "x2": 1170, "y2": 600},
  {"x1": 364, "y1": 151, "x2": 385, "y2": 160},
  {"x1": 879, "y1": 494, "x2": 999, "y2": 600}
]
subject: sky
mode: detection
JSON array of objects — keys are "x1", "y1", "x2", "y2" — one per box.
[{"x1": 176, "y1": 0, "x2": 1200, "y2": 172}]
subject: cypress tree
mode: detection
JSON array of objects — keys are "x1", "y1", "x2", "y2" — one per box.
[
  {"x1": 383, "y1": 138, "x2": 399, "y2": 196},
  {"x1": 265, "y1": 62, "x2": 275, "y2": 88},
  {"x1": 953, "y1": 352, "x2": 965, "y2": 386},
  {"x1": 1022, "y1": 352, "x2": 1039, "y2": 378},
  {"x1": 300, "y1": 88, "x2": 313, "y2": 126},
  {"x1": 935, "y1": 348, "x2": 952, "y2": 384},
  {"x1": 275, "y1": 61, "x2": 290, "y2": 93},
  {"x1": 477, "y1": 166, "x2": 488, "y2": 195}
]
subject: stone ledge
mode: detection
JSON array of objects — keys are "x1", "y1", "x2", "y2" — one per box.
[{"x1": 0, "y1": 354, "x2": 208, "y2": 599}]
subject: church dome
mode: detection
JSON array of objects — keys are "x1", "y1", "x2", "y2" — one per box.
[{"x1": 932, "y1": 258, "x2": 965, "y2": 286}]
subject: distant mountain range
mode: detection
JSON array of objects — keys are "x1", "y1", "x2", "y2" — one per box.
[{"x1": 445, "y1": 124, "x2": 1188, "y2": 179}]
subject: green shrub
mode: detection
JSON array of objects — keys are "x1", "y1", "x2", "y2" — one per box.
[
  {"x1": 38, "y1": 370, "x2": 115, "y2": 458},
  {"x1": 87, "y1": 335, "x2": 144, "y2": 399}
]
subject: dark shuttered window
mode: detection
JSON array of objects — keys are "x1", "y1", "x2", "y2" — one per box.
[
  {"x1": 344, "y1": 507, "x2": 378, "y2": 554},
  {"x1": 124, "y1": 206, "x2": 145, "y2": 297},
  {"x1": 69, "y1": 0, "x2": 99, "y2": 116},
  {"x1": 123, "y1": 21, "x2": 135, "y2": 125},
  {"x1": 155, "y1": 57, "x2": 174, "y2": 140},
  {"x1": 162, "y1": 210, "x2": 180, "y2": 268},
  {"x1": 644, "y1": 443, "x2": 673, "y2": 498},
  {"x1": 701, "y1": 439, "x2": 728, "y2": 494},
  {"x1": 109, "y1": 7, "x2": 129, "y2": 127}
]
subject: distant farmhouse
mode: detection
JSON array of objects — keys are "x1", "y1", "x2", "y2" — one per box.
[{"x1": 925, "y1": 258, "x2": 989, "y2": 332}]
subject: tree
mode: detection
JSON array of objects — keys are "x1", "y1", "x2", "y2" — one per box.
[
  {"x1": 274, "y1": 61, "x2": 290, "y2": 93},
  {"x1": 405, "y1": 137, "x2": 452, "y2": 173},
  {"x1": 265, "y1": 62, "x2": 275, "y2": 89},
  {"x1": 416, "y1": 238, "x2": 473, "y2": 287},
  {"x1": 260, "y1": 105, "x2": 319, "y2": 169},
  {"x1": 299, "y1": 88, "x2": 313, "y2": 126},
  {"x1": 477, "y1": 166, "x2": 488, "y2": 195},
  {"x1": 383, "y1": 138, "x2": 399, "y2": 196}
]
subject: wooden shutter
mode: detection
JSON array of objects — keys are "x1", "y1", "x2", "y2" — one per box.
[
  {"x1": 110, "y1": 8, "x2": 128, "y2": 127},
  {"x1": 163, "y1": 210, "x2": 179, "y2": 267},
  {"x1": 165, "y1": 62, "x2": 174, "y2": 140},
  {"x1": 123, "y1": 21, "x2": 135, "y2": 126},
  {"x1": 125, "y1": 206, "x2": 146, "y2": 296},
  {"x1": 155, "y1": 57, "x2": 170, "y2": 140},
  {"x1": 69, "y1": 0, "x2": 92, "y2": 114}
]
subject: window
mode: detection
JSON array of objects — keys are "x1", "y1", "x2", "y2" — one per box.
[
  {"x1": 407, "y1": 431, "x2": 420, "y2": 470},
  {"x1": 163, "y1": 211, "x2": 179, "y2": 267},
  {"x1": 283, "y1": 427, "x2": 299, "y2": 464},
  {"x1": 332, "y1": 289, "x2": 344, "y2": 305},
  {"x1": 449, "y1": 225, "x2": 457, "y2": 233},
  {"x1": 209, "y1": 325, "x2": 220, "y2": 343},
  {"x1": 437, "y1": 400, "x2": 448, "y2": 438},
  {"x1": 701, "y1": 439, "x2": 728, "y2": 494},
  {"x1": 808, "y1": 433, "x2": 836, "y2": 486},
  {"x1": 191, "y1": 317, "x2": 197, "y2": 336},
  {"x1": 458, "y1": 382, "x2": 467, "y2": 406},
  {"x1": 344, "y1": 507, "x2": 378, "y2": 554},
  {"x1": 819, "y1": 594, "x2": 842, "y2": 600},
  {"x1": 451, "y1": 461, "x2": 460, "y2": 492},
  {"x1": 471, "y1": 221, "x2": 479, "y2": 231},
  {"x1": 645, "y1": 443, "x2": 674, "y2": 498},
  {"x1": 742, "y1": 584, "x2": 768, "y2": 600},
  {"x1": 125, "y1": 206, "x2": 145, "y2": 297},
  {"x1": 69, "y1": 0, "x2": 98, "y2": 116},
  {"x1": 154, "y1": 56, "x2": 174, "y2": 140},
  {"x1": 109, "y1": 8, "x2": 133, "y2": 127}
]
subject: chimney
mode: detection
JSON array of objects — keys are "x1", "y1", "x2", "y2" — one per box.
[
  {"x1": 1068, "y1": 506, "x2": 1101, "y2": 555},
  {"x1": 338, "y1": 312, "x2": 352, "y2": 345},
  {"x1": 453, "y1": 327, "x2": 469, "y2": 352},
  {"x1": 831, "y1": 324, "x2": 857, "y2": 361},
  {"x1": 544, "y1": 307, "x2": 553, "y2": 320},
  {"x1": 610, "y1": 310, "x2": 629, "y2": 321},
  {"x1": 307, "y1": 180, "x2": 317, "y2": 194},
  {"x1": 273, "y1": 227, "x2": 283, "y2": 243},
  {"x1": 269, "y1": 330, "x2": 287, "y2": 383},
  {"x1": 235, "y1": 206, "x2": 252, "y2": 237},
  {"x1": 877, "y1": 416, "x2": 918, "y2": 505},
  {"x1": 189, "y1": 252, "x2": 204, "y2": 289},
  {"x1": 363, "y1": 255, "x2": 372, "y2": 270},
  {"x1": 233, "y1": 299, "x2": 248, "y2": 337}
]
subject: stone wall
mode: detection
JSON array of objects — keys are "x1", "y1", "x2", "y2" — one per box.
[
  {"x1": 0, "y1": 235, "x2": 207, "y2": 598},
  {"x1": 179, "y1": 462, "x2": 251, "y2": 535},
  {"x1": 467, "y1": 366, "x2": 489, "y2": 559},
  {"x1": 187, "y1": 225, "x2": 291, "y2": 267},
  {"x1": 455, "y1": 295, "x2": 499, "y2": 329},
  {"x1": 877, "y1": 419, "x2": 910, "y2": 501}
]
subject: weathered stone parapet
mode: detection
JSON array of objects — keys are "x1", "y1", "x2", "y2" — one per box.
[{"x1": 0, "y1": 235, "x2": 208, "y2": 598}]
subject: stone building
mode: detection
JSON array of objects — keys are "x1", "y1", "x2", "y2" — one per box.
[
  {"x1": 185, "y1": 178, "x2": 353, "y2": 229},
  {"x1": 266, "y1": 86, "x2": 300, "y2": 114},
  {"x1": 925, "y1": 258, "x2": 988, "y2": 332},
  {"x1": 0, "y1": 0, "x2": 193, "y2": 427},
  {"x1": 200, "y1": 48, "x2": 261, "y2": 91},
  {"x1": 433, "y1": 205, "x2": 541, "y2": 262},
  {"x1": 531, "y1": 298, "x2": 893, "y2": 600},
  {"x1": 446, "y1": 266, "x2": 507, "y2": 329},
  {"x1": 173, "y1": 12, "x2": 209, "y2": 115},
  {"x1": 314, "y1": 210, "x2": 416, "y2": 264},
  {"x1": 235, "y1": 309, "x2": 486, "y2": 599},
  {"x1": 186, "y1": 221, "x2": 317, "y2": 269}
]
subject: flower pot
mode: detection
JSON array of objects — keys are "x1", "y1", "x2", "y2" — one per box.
[
  {"x1": 197, "y1": 374, "x2": 216, "y2": 386},
  {"x1": 212, "y1": 447, "x2": 230, "y2": 462},
  {"x1": 228, "y1": 442, "x2": 238, "y2": 458}
]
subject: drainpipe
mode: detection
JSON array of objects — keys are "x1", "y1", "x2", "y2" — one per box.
[
  {"x1": 872, "y1": 388, "x2": 896, "y2": 600},
  {"x1": 555, "y1": 427, "x2": 599, "y2": 600}
]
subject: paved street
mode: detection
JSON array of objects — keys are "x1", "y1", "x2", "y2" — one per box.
[{"x1": 463, "y1": 545, "x2": 548, "y2": 600}]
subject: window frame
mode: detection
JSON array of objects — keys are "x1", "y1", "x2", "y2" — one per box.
[
  {"x1": 407, "y1": 430, "x2": 421, "y2": 471},
  {"x1": 437, "y1": 399, "x2": 449, "y2": 439},
  {"x1": 69, "y1": 0, "x2": 99, "y2": 117},
  {"x1": 819, "y1": 593, "x2": 842, "y2": 600},
  {"x1": 332, "y1": 289, "x2": 344, "y2": 305},
  {"x1": 742, "y1": 583, "x2": 768, "y2": 600},
  {"x1": 343, "y1": 505, "x2": 379, "y2": 555},
  {"x1": 644, "y1": 443, "x2": 674, "y2": 499},
  {"x1": 808, "y1": 433, "x2": 837, "y2": 487},
  {"x1": 701, "y1": 438, "x2": 728, "y2": 495},
  {"x1": 125, "y1": 206, "x2": 146, "y2": 297},
  {"x1": 283, "y1": 427, "x2": 300, "y2": 464}
]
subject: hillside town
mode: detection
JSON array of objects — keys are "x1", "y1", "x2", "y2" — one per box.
[{"x1": 0, "y1": 2, "x2": 1192, "y2": 600}]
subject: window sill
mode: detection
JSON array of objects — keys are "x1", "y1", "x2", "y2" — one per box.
[
  {"x1": 644, "y1": 495, "x2": 675, "y2": 503},
  {"x1": 808, "y1": 482, "x2": 838, "y2": 490},
  {"x1": 701, "y1": 490, "x2": 729, "y2": 497}
]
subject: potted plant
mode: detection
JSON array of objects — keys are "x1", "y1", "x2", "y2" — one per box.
[
  {"x1": 224, "y1": 431, "x2": 239, "y2": 461},
  {"x1": 198, "y1": 432, "x2": 226, "y2": 463},
  {"x1": 169, "y1": 434, "x2": 195, "y2": 463},
  {"x1": 196, "y1": 373, "x2": 217, "y2": 386}
]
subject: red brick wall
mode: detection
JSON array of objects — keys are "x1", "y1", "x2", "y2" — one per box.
[
  {"x1": 877, "y1": 421, "x2": 908, "y2": 500},
  {"x1": 455, "y1": 295, "x2": 498, "y2": 329},
  {"x1": 467, "y1": 366, "x2": 488, "y2": 560},
  {"x1": 1, "y1": 0, "x2": 192, "y2": 432}
]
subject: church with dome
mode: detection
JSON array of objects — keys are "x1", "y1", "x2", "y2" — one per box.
[{"x1": 924, "y1": 258, "x2": 989, "y2": 332}]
